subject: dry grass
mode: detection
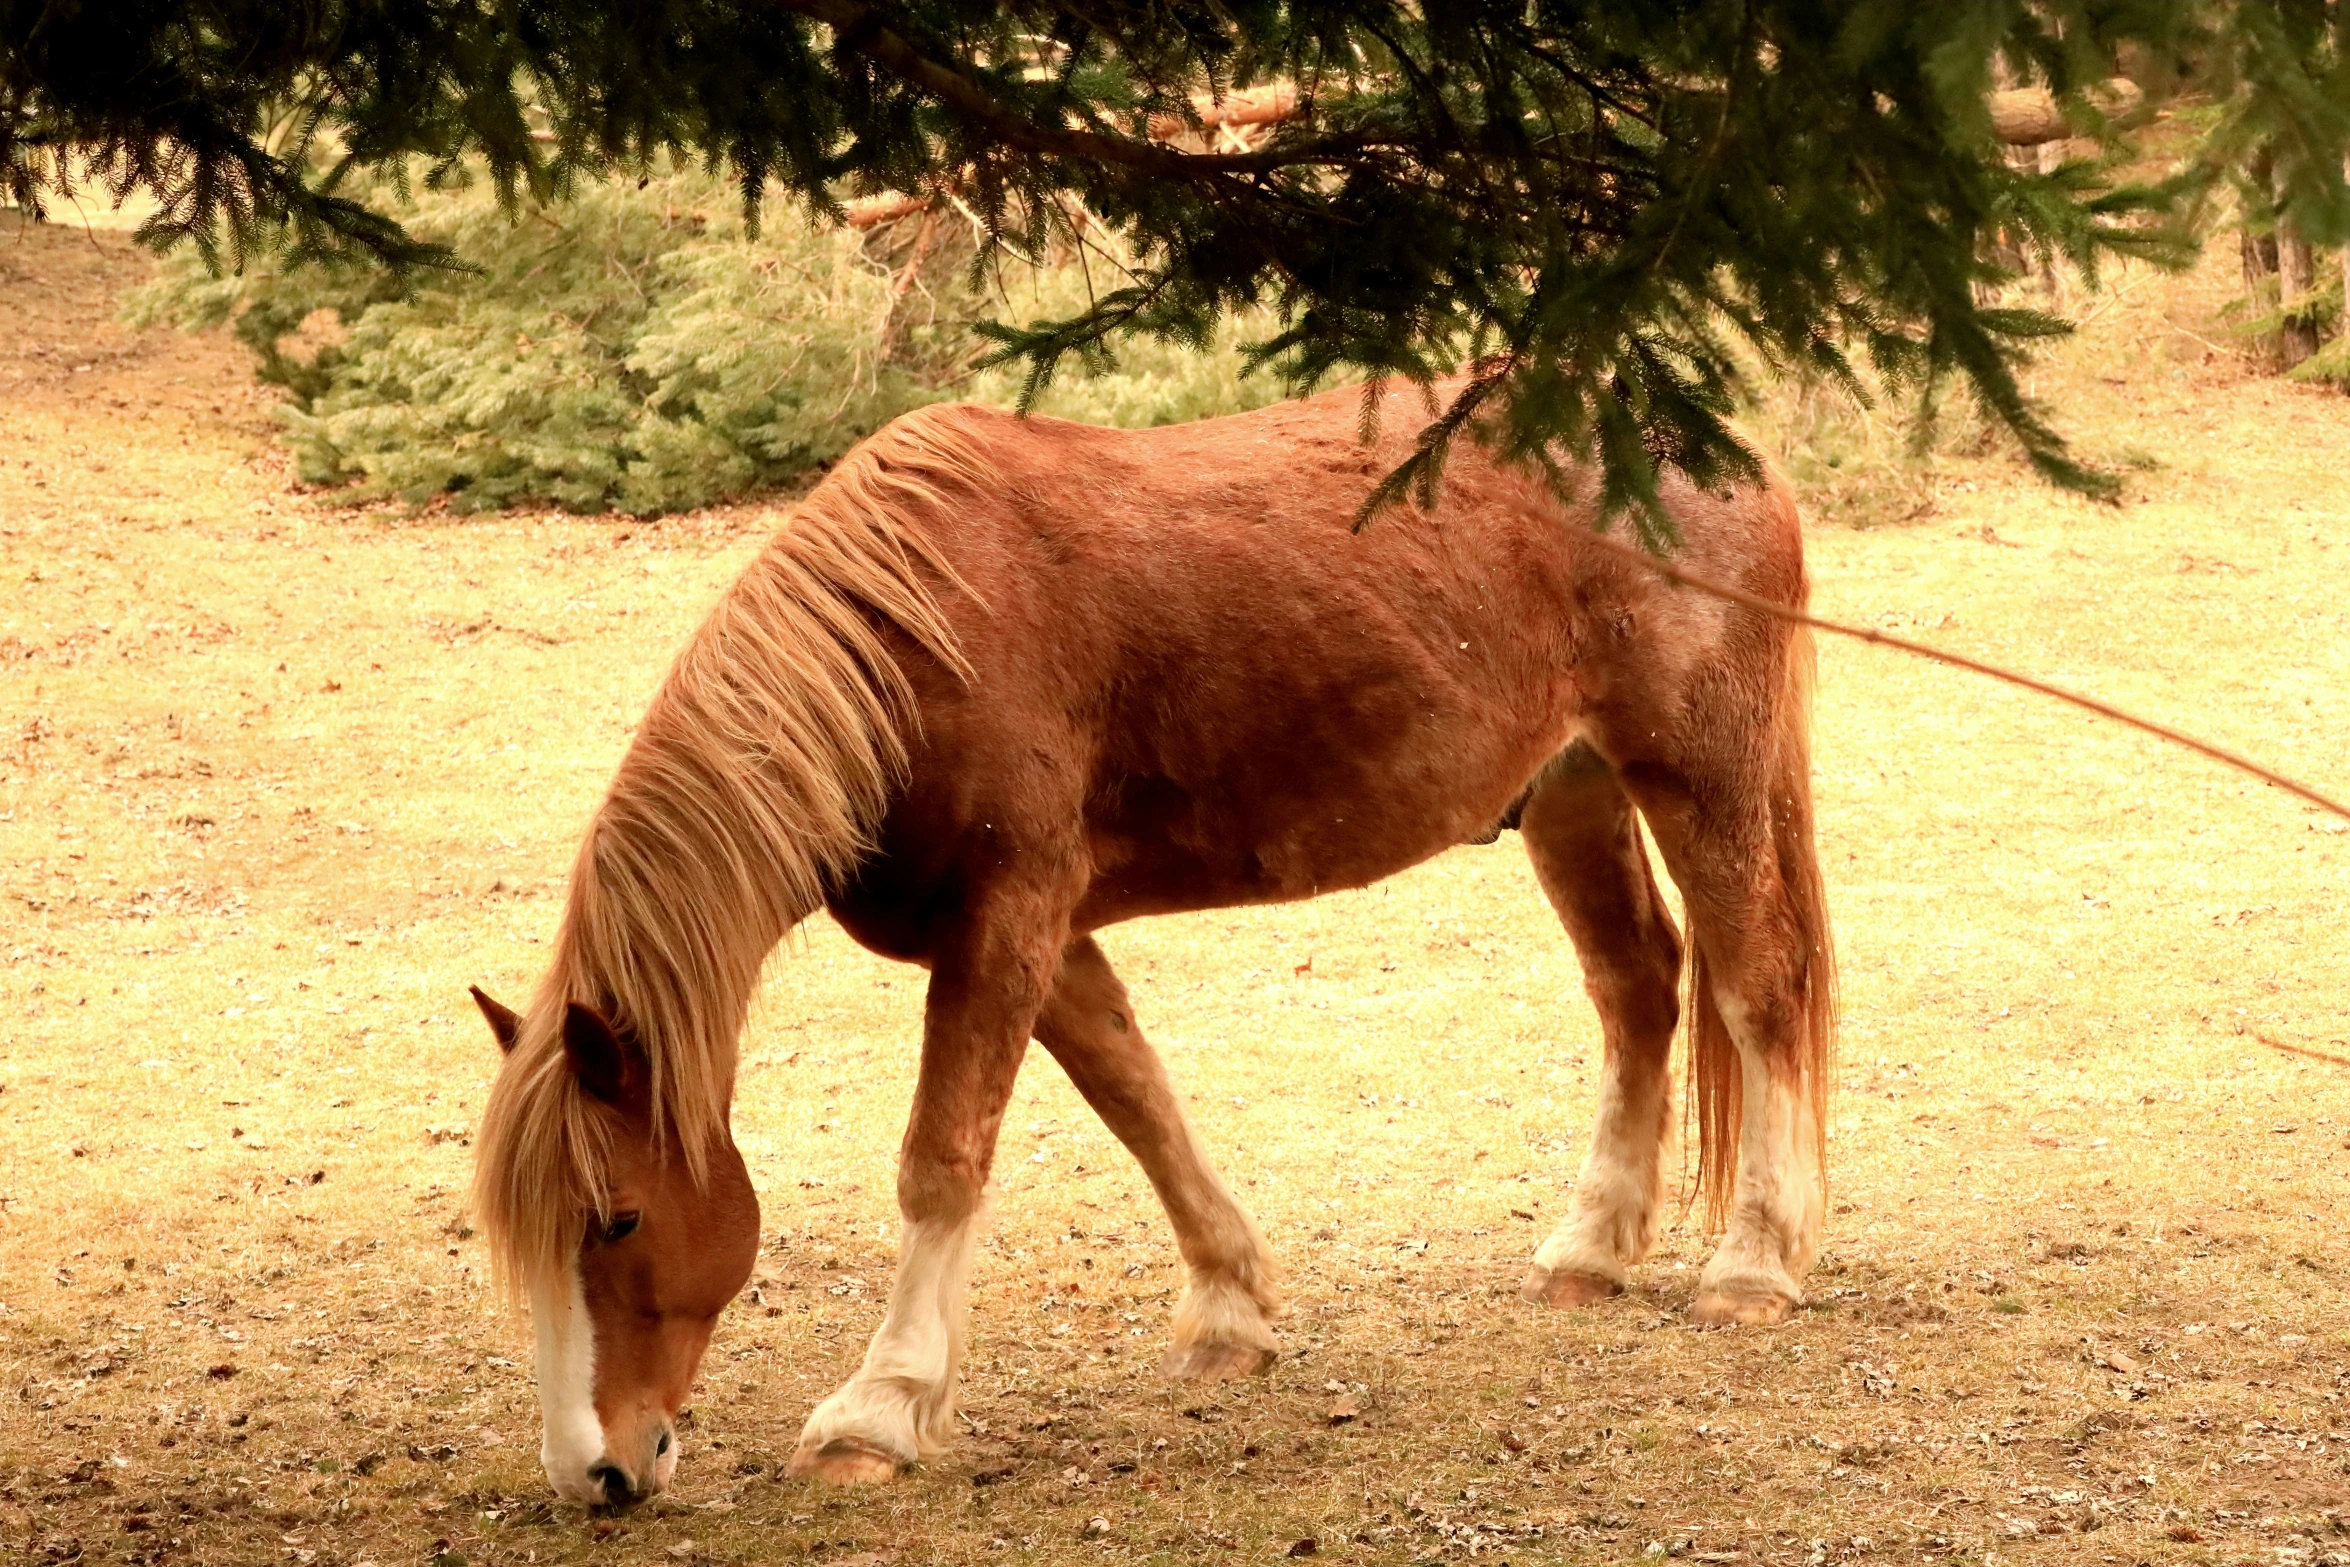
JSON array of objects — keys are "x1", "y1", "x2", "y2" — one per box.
[{"x1": 3, "y1": 209, "x2": 2348, "y2": 1567}]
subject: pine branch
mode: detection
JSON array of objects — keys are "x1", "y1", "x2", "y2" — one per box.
[{"x1": 776, "y1": 0, "x2": 1372, "y2": 179}]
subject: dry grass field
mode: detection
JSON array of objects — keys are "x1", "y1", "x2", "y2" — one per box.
[{"x1": 3, "y1": 209, "x2": 2347, "y2": 1567}]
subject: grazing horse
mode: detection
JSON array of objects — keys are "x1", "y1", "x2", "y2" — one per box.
[{"x1": 468, "y1": 382, "x2": 1834, "y2": 1505}]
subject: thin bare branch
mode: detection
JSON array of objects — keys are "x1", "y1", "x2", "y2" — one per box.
[{"x1": 1571, "y1": 526, "x2": 2350, "y2": 823}]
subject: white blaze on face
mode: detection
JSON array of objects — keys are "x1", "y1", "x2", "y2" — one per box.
[{"x1": 532, "y1": 1260, "x2": 606, "y2": 1503}]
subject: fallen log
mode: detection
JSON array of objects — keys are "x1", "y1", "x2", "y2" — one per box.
[
  {"x1": 1147, "y1": 82, "x2": 1299, "y2": 141},
  {"x1": 846, "y1": 190, "x2": 935, "y2": 229},
  {"x1": 848, "y1": 84, "x2": 1299, "y2": 227},
  {"x1": 1989, "y1": 78, "x2": 2143, "y2": 146}
]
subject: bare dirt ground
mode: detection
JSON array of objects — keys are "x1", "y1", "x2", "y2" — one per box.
[{"x1": 2, "y1": 209, "x2": 2346, "y2": 1567}]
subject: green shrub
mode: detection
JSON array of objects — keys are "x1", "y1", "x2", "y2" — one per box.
[
  {"x1": 129, "y1": 163, "x2": 931, "y2": 512},
  {"x1": 128, "y1": 163, "x2": 1302, "y2": 515},
  {"x1": 960, "y1": 258, "x2": 1298, "y2": 430}
]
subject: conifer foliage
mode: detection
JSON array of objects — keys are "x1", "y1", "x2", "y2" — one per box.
[
  {"x1": 124, "y1": 160, "x2": 1296, "y2": 512},
  {"x1": 2198, "y1": 3, "x2": 2350, "y2": 378},
  {"x1": 125, "y1": 164, "x2": 938, "y2": 512},
  {"x1": 9, "y1": 3, "x2": 2349, "y2": 524}
]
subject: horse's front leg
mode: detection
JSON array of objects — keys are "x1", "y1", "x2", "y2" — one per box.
[
  {"x1": 787, "y1": 898, "x2": 1065, "y2": 1484},
  {"x1": 1035, "y1": 935, "x2": 1280, "y2": 1380}
]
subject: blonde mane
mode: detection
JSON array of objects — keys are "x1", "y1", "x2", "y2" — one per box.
[{"x1": 472, "y1": 406, "x2": 988, "y2": 1293}]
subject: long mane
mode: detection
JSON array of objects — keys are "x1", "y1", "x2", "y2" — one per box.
[{"x1": 472, "y1": 406, "x2": 984, "y2": 1293}]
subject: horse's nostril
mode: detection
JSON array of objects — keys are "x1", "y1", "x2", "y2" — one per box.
[
  {"x1": 587, "y1": 1461, "x2": 633, "y2": 1503},
  {"x1": 655, "y1": 1430, "x2": 672, "y2": 1458}
]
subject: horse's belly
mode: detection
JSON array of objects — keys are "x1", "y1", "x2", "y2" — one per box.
[
  {"x1": 1073, "y1": 821, "x2": 1458, "y2": 926},
  {"x1": 1073, "y1": 704, "x2": 1577, "y2": 927}
]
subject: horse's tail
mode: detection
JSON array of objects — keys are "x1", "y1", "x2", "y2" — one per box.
[{"x1": 1690, "y1": 577, "x2": 1838, "y2": 1231}]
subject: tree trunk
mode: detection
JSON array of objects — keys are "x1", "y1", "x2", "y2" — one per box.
[
  {"x1": 2276, "y1": 164, "x2": 2321, "y2": 368},
  {"x1": 2242, "y1": 147, "x2": 2282, "y2": 368},
  {"x1": 2279, "y1": 227, "x2": 2320, "y2": 366},
  {"x1": 2337, "y1": 154, "x2": 2350, "y2": 386}
]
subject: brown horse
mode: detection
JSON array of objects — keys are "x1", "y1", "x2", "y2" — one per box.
[{"x1": 468, "y1": 382, "x2": 1834, "y2": 1504}]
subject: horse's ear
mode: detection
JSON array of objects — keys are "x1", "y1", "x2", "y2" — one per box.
[
  {"x1": 561, "y1": 1002, "x2": 641, "y2": 1107},
  {"x1": 469, "y1": 986, "x2": 522, "y2": 1054}
]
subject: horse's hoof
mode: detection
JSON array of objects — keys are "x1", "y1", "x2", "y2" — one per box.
[
  {"x1": 1689, "y1": 1287, "x2": 1795, "y2": 1327},
  {"x1": 1160, "y1": 1341, "x2": 1276, "y2": 1382},
  {"x1": 1519, "y1": 1264, "x2": 1623, "y2": 1307},
  {"x1": 786, "y1": 1436, "x2": 904, "y2": 1485}
]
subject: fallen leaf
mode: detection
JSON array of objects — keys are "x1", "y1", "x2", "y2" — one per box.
[
  {"x1": 2101, "y1": 1350, "x2": 2140, "y2": 1376},
  {"x1": 1326, "y1": 1396, "x2": 1359, "y2": 1425}
]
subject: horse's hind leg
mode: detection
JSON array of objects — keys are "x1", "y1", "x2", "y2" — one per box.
[
  {"x1": 1629, "y1": 759, "x2": 1833, "y2": 1327},
  {"x1": 1514, "y1": 744, "x2": 1685, "y2": 1307},
  {"x1": 1034, "y1": 936, "x2": 1280, "y2": 1380},
  {"x1": 788, "y1": 894, "x2": 1068, "y2": 1484}
]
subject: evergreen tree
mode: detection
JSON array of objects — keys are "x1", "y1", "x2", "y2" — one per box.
[
  {"x1": 2199, "y1": 2, "x2": 2350, "y2": 376},
  {"x1": 10, "y1": 2, "x2": 2348, "y2": 527}
]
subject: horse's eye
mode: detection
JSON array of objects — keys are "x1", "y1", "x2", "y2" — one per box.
[{"x1": 601, "y1": 1212, "x2": 640, "y2": 1245}]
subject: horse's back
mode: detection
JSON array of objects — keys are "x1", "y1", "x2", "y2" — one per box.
[{"x1": 873, "y1": 383, "x2": 1801, "y2": 622}]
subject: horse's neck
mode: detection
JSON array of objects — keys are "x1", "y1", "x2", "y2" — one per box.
[
  {"x1": 551, "y1": 483, "x2": 948, "y2": 1144},
  {"x1": 551, "y1": 789, "x2": 802, "y2": 1153}
]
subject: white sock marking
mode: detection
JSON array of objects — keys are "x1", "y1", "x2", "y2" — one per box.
[
  {"x1": 1697, "y1": 994, "x2": 1821, "y2": 1303},
  {"x1": 1535, "y1": 1036, "x2": 1668, "y2": 1282},
  {"x1": 798, "y1": 1213, "x2": 977, "y2": 1462}
]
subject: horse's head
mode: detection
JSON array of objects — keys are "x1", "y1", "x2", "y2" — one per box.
[{"x1": 469, "y1": 987, "x2": 760, "y2": 1508}]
